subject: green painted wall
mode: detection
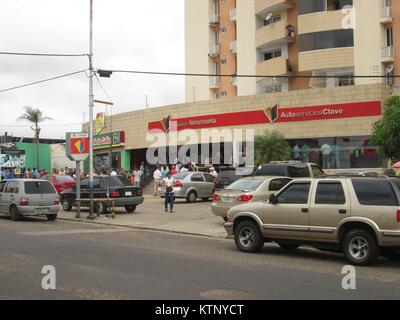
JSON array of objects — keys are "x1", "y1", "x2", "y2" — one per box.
[
  {"x1": 120, "y1": 150, "x2": 131, "y2": 172},
  {"x1": 15, "y1": 142, "x2": 51, "y2": 172}
]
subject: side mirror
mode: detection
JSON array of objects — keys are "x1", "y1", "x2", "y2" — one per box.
[{"x1": 269, "y1": 194, "x2": 278, "y2": 205}]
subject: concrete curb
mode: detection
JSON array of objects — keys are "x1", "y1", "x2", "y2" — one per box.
[{"x1": 58, "y1": 216, "x2": 232, "y2": 241}]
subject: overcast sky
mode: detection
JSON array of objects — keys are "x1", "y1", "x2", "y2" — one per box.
[{"x1": 0, "y1": 0, "x2": 185, "y2": 139}]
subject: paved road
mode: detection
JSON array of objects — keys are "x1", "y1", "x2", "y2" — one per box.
[{"x1": 1, "y1": 216, "x2": 400, "y2": 300}]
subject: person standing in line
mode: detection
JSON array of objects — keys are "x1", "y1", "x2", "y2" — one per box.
[
  {"x1": 110, "y1": 168, "x2": 117, "y2": 176},
  {"x1": 162, "y1": 171, "x2": 175, "y2": 213},
  {"x1": 161, "y1": 165, "x2": 169, "y2": 178},
  {"x1": 133, "y1": 167, "x2": 141, "y2": 187},
  {"x1": 209, "y1": 167, "x2": 218, "y2": 178},
  {"x1": 170, "y1": 165, "x2": 177, "y2": 176},
  {"x1": 153, "y1": 167, "x2": 162, "y2": 196}
]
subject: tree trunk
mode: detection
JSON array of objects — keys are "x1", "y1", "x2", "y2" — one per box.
[{"x1": 35, "y1": 124, "x2": 40, "y2": 170}]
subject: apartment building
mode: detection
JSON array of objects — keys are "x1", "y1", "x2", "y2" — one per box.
[{"x1": 185, "y1": 0, "x2": 399, "y2": 102}]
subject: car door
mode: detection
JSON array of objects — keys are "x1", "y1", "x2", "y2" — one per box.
[
  {"x1": 0, "y1": 181, "x2": 8, "y2": 213},
  {"x1": 190, "y1": 173, "x2": 205, "y2": 197},
  {"x1": 309, "y1": 180, "x2": 350, "y2": 241},
  {"x1": 262, "y1": 181, "x2": 312, "y2": 240},
  {"x1": 202, "y1": 173, "x2": 215, "y2": 198},
  {"x1": 2, "y1": 181, "x2": 17, "y2": 213}
]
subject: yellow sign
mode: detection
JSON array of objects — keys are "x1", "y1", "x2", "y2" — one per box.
[{"x1": 95, "y1": 112, "x2": 106, "y2": 134}]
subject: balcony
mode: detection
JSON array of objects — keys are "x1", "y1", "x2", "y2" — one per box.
[
  {"x1": 209, "y1": 14, "x2": 219, "y2": 27},
  {"x1": 209, "y1": 76, "x2": 221, "y2": 89},
  {"x1": 256, "y1": 19, "x2": 295, "y2": 49},
  {"x1": 380, "y1": 6, "x2": 393, "y2": 24},
  {"x1": 231, "y1": 75, "x2": 237, "y2": 86},
  {"x1": 381, "y1": 46, "x2": 394, "y2": 63},
  {"x1": 255, "y1": 0, "x2": 293, "y2": 16},
  {"x1": 299, "y1": 47, "x2": 354, "y2": 72},
  {"x1": 230, "y1": 8, "x2": 237, "y2": 21},
  {"x1": 209, "y1": 45, "x2": 220, "y2": 58},
  {"x1": 230, "y1": 40, "x2": 237, "y2": 53},
  {"x1": 256, "y1": 56, "x2": 290, "y2": 81}
]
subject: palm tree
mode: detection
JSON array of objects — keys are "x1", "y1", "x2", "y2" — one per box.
[
  {"x1": 254, "y1": 130, "x2": 291, "y2": 165},
  {"x1": 17, "y1": 107, "x2": 52, "y2": 170}
]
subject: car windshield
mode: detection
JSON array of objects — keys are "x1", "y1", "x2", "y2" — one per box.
[
  {"x1": 24, "y1": 181, "x2": 56, "y2": 194},
  {"x1": 226, "y1": 179, "x2": 263, "y2": 191},
  {"x1": 173, "y1": 172, "x2": 189, "y2": 180},
  {"x1": 56, "y1": 175, "x2": 75, "y2": 182}
]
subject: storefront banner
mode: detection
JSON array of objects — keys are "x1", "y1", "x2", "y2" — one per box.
[
  {"x1": 93, "y1": 131, "x2": 125, "y2": 150},
  {"x1": 148, "y1": 101, "x2": 382, "y2": 132},
  {"x1": 275, "y1": 101, "x2": 382, "y2": 123},
  {"x1": 95, "y1": 112, "x2": 106, "y2": 134}
]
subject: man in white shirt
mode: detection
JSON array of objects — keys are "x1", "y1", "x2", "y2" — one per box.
[
  {"x1": 209, "y1": 167, "x2": 218, "y2": 178},
  {"x1": 110, "y1": 168, "x2": 117, "y2": 176},
  {"x1": 180, "y1": 166, "x2": 189, "y2": 173},
  {"x1": 153, "y1": 167, "x2": 162, "y2": 196},
  {"x1": 162, "y1": 172, "x2": 175, "y2": 213}
]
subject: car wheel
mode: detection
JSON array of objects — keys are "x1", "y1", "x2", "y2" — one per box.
[
  {"x1": 95, "y1": 202, "x2": 107, "y2": 214},
  {"x1": 186, "y1": 191, "x2": 197, "y2": 203},
  {"x1": 125, "y1": 205, "x2": 137, "y2": 213},
  {"x1": 277, "y1": 242, "x2": 300, "y2": 250},
  {"x1": 47, "y1": 214, "x2": 58, "y2": 221},
  {"x1": 234, "y1": 220, "x2": 264, "y2": 253},
  {"x1": 9, "y1": 206, "x2": 22, "y2": 221},
  {"x1": 62, "y1": 199, "x2": 73, "y2": 212},
  {"x1": 343, "y1": 229, "x2": 379, "y2": 266}
]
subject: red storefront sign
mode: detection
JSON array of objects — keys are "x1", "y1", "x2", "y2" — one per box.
[{"x1": 148, "y1": 101, "x2": 382, "y2": 132}]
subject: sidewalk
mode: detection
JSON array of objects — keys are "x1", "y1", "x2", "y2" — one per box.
[{"x1": 58, "y1": 195, "x2": 229, "y2": 239}]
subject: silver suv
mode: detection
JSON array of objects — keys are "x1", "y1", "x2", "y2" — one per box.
[
  {"x1": 225, "y1": 177, "x2": 400, "y2": 266},
  {"x1": 0, "y1": 179, "x2": 60, "y2": 221}
]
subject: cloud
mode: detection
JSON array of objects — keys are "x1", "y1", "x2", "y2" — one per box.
[{"x1": 0, "y1": 0, "x2": 185, "y2": 139}]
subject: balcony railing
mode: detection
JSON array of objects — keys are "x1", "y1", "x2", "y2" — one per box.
[
  {"x1": 230, "y1": 8, "x2": 237, "y2": 21},
  {"x1": 209, "y1": 76, "x2": 221, "y2": 89},
  {"x1": 209, "y1": 45, "x2": 220, "y2": 58},
  {"x1": 380, "y1": 6, "x2": 393, "y2": 24},
  {"x1": 230, "y1": 40, "x2": 237, "y2": 53},
  {"x1": 256, "y1": 19, "x2": 295, "y2": 48},
  {"x1": 209, "y1": 14, "x2": 220, "y2": 26},
  {"x1": 381, "y1": 46, "x2": 394, "y2": 62},
  {"x1": 256, "y1": 56, "x2": 289, "y2": 81}
]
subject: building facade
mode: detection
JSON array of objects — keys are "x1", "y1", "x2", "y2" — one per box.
[
  {"x1": 87, "y1": 83, "x2": 391, "y2": 172},
  {"x1": 185, "y1": 0, "x2": 398, "y2": 102}
]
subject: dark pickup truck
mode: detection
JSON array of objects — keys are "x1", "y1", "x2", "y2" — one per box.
[{"x1": 60, "y1": 175, "x2": 144, "y2": 214}]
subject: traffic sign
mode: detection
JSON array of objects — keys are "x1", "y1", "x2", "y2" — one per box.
[{"x1": 66, "y1": 132, "x2": 90, "y2": 161}]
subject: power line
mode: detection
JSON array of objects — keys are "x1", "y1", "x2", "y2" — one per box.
[
  {"x1": 0, "y1": 69, "x2": 88, "y2": 93},
  {"x1": 106, "y1": 69, "x2": 399, "y2": 79},
  {"x1": 0, "y1": 51, "x2": 88, "y2": 57},
  {"x1": 0, "y1": 123, "x2": 82, "y2": 127}
]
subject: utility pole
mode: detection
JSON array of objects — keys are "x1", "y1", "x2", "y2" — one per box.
[{"x1": 88, "y1": 0, "x2": 95, "y2": 219}]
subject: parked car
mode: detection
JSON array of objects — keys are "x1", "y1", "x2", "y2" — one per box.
[
  {"x1": 212, "y1": 176, "x2": 292, "y2": 221},
  {"x1": 158, "y1": 171, "x2": 215, "y2": 203},
  {"x1": 61, "y1": 175, "x2": 144, "y2": 214},
  {"x1": 43, "y1": 174, "x2": 76, "y2": 194},
  {"x1": 213, "y1": 167, "x2": 254, "y2": 192},
  {"x1": 225, "y1": 177, "x2": 400, "y2": 266},
  {"x1": 0, "y1": 179, "x2": 60, "y2": 221},
  {"x1": 253, "y1": 161, "x2": 325, "y2": 178},
  {"x1": 337, "y1": 171, "x2": 379, "y2": 177}
]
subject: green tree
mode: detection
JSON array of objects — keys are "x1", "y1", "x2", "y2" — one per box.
[
  {"x1": 17, "y1": 107, "x2": 52, "y2": 170},
  {"x1": 254, "y1": 130, "x2": 291, "y2": 165},
  {"x1": 371, "y1": 95, "x2": 400, "y2": 162}
]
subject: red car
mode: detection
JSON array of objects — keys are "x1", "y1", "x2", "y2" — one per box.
[{"x1": 44, "y1": 174, "x2": 76, "y2": 194}]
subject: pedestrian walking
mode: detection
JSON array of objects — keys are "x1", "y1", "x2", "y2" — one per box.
[
  {"x1": 133, "y1": 168, "x2": 141, "y2": 187},
  {"x1": 162, "y1": 172, "x2": 175, "y2": 213},
  {"x1": 153, "y1": 167, "x2": 162, "y2": 196}
]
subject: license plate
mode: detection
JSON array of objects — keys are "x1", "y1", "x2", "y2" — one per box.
[
  {"x1": 35, "y1": 208, "x2": 49, "y2": 215},
  {"x1": 222, "y1": 197, "x2": 235, "y2": 204},
  {"x1": 125, "y1": 191, "x2": 133, "y2": 197}
]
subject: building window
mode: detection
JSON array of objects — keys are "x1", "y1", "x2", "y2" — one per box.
[
  {"x1": 264, "y1": 49, "x2": 282, "y2": 61},
  {"x1": 221, "y1": 59, "x2": 227, "y2": 64},
  {"x1": 299, "y1": 29, "x2": 353, "y2": 52},
  {"x1": 337, "y1": 73, "x2": 354, "y2": 87},
  {"x1": 288, "y1": 136, "x2": 382, "y2": 169},
  {"x1": 299, "y1": 0, "x2": 353, "y2": 15},
  {"x1": 264, "y1": 14, "x2": 281, "y2": 26},
  {"x1": 265, "y1": 84, "x2": 282, "y2": 93},
  {"x1": 385, "y1": 27, "x2": 393, "y2": 47}
]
